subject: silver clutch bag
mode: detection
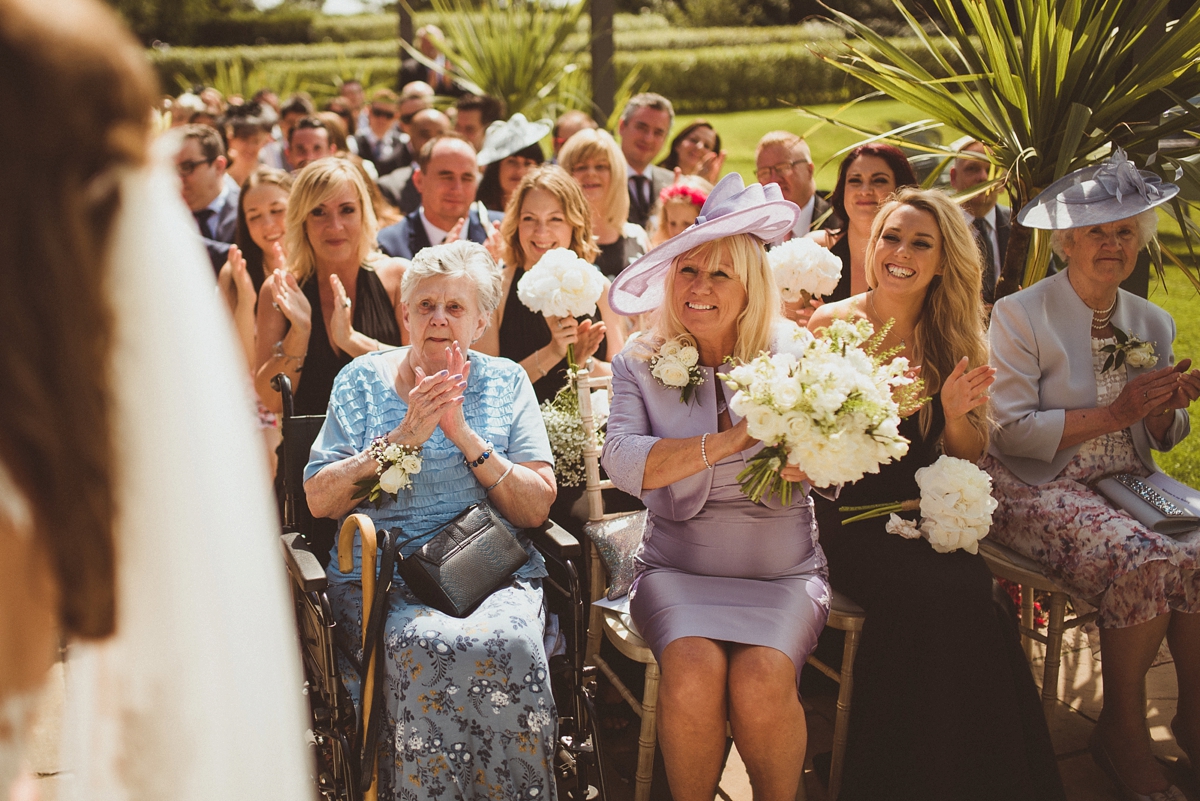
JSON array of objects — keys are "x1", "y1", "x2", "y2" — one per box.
[{"x1": 1094, "y1": 472, "x2": 1200, "y2": 537}]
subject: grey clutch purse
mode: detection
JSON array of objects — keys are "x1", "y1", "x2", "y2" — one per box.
[
  {"x1": 1095, "y1": 472, "x2": 1200, "y2": 537},
  {"x1": 394, "y1": 502, "x2": 530, "y2": 618}
]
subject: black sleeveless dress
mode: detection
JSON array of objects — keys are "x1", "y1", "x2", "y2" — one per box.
[
  {"x1": 293, "y1": 266, "x2": 403, "y2": 415},
  {"x1": 497, "y1": 271, "x2": 607, "y2": 405},
  {"x1": 826, "y1": 232, "x2": 852, "y2": 302},
  {"x1": 812, "y1": 397, "x2": 1064, "y2": 801}
]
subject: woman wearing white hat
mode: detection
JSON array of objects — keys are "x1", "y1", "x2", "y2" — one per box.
[
  {"x1": 985, "y1": 149, "x2": 1200, "y2": 801},
  {"x1": 602, "y1": 174, "x2": 830, "y2": 801},
  {"x1": 475, "y1": 113, "x2": 549, "y2": 213}
]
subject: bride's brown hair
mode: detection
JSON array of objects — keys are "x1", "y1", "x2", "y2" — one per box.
[{"x1": 0, "y1": 0, "x2": 156, "y2": 637}]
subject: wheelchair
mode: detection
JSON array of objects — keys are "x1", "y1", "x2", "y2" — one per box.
[{"x1": 271, "y1": 373, "x2": 608, "y2": 801}]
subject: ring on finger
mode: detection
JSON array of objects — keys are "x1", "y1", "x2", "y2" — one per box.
[
  {"x1": 1144, "y1": 390, "x2": 1149, "y2": 400},
  {"x1": 342, "y1": 298, "x2": 352, "y2": 309},
  {"x1": 272, "y1": 302, "x2": 280, "y2": 311}
]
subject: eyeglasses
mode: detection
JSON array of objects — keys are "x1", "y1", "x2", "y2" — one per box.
[
  {"x1": 756, "y1": 160, "x2": 808, "y2": 181},
  {"x1": 371, "y1": 106, "x2": 396, "y2": 119},
  {"x1": 176, "y1": 157, "x2": 215, "y2": 177}
]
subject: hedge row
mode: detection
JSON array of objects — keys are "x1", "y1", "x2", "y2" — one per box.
[
  {"x1": 149, "y1": 21, "x2": 847, "y2": 80},
  {"x1": 157, "y1": 38, "x2": 957, "y2": 114}
]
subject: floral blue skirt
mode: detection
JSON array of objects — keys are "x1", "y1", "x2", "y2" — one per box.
[{"x1": 328, "y1": 576, "x2": 557, "y2": 801}]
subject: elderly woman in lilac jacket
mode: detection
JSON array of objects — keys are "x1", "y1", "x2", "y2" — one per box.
[{"x1": 601, "y1": 175, "x2": 829, "y2": 801}]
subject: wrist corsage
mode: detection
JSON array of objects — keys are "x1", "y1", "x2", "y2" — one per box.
[
  {"x1": 650, "y1": 335, "x2": 705, "y2": 403},
  {"x1": 1101, "y1": 327, "x2": 1156, "y2": 373},
  {"x1": 353, "y1": 436, "x2": 423, "y2": 508}
]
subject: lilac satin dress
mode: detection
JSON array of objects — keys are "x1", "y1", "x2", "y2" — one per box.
[{"x1": 602, "y1": 346, "x2": 830, "y2": 683}]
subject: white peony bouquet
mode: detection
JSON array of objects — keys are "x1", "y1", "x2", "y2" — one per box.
[
  {"x1": 517, "y1": 248, "x2": 607, "y2": 369},
  {"x1": 719, "y1": 318, "x2": 926, "y2": 504},
  {"x1": 843, "y1": 455, "x2": 998, "y2": 554},
  {"x1": 769, "y1": 237, "x2": 843, "y2": 305},
  {"x1": 650, "y1": 335, "x2": 705, "y2": 403}
]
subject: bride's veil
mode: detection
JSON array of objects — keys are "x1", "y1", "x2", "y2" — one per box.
[{"x1": 59, "y1": 145, "x2": 314, "y2": 800}]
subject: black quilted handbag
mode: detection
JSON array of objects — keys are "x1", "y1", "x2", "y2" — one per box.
[{"x1": 394, "y1": 502, "x2": 530, "y2": 618}]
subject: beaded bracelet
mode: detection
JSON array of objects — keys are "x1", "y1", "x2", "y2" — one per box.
[
  {"x1": 700, "y1": 433, "x2": 714, "y2": 470},
  {"x1": 465, "y1": 444, "x2": 494, "y2": 468}
]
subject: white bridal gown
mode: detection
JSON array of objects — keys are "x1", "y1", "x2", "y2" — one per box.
[{"x1": 0, "y1": 151, "x2": 314, "y2": 800}]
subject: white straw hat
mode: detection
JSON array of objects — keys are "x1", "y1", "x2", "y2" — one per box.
[
  {"x1": 476, "y1": 113, "x2": 551, "y2": 167},
  {"x1": 1017, "y1": 148, "x2": 1178, "y2": 230},
  {"x1": 608, "y1": 173, "x2": 799, "y2": 316}
]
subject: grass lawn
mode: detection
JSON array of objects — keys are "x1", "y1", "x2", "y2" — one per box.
[{"x1": 1147, "y1": 265, "x2": 1200, "y2": 486}]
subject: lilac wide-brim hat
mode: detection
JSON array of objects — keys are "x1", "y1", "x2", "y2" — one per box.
[
  {"x1": 608, "y1": 173, "x2": 799, "y2": 316},
  {"x1": 476, "y1": 113, "x2": 552, "y2": 167},
  {"x1": 1017, "y1": 147, "x2": 1179, "y2": 230}
]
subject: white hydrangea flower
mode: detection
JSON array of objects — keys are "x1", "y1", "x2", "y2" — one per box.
[{"x1": 769, "y1": 237, "x2": 844, "y2": 301}]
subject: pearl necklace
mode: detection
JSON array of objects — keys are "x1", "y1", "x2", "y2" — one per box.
[
  {"x1": 1090, "y1": 295, "x2": 1117, "y2": 330},
  {"x1": 867, "y1": 290, "x2": 914, "y2": 349}
]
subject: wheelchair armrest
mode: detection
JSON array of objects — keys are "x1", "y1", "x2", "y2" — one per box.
[
  {"x1": 528, "y1": 519, "x2": 580, "y2": 561},
  {"x1": 281, "y1": 531, "x2": 328, "y2": 593}
]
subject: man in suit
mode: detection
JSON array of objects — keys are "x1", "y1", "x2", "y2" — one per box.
[
  {"x1": 453, "y1": 94, "x2": 503, "y2": 152},
  {"x1": 377, "y1": 135, "x2": 502, "y2": 259},
  {"x1": 287, "y1": 116, "x2": 338, "y2": 172},
  {"x1": 754, "y1": 131, "x2": 839, "y2": 238},
  {"x1": 354, "y1": 88, "x2": 408, "y2": 177},
  {"x1": 950, "y1": 138, "x2": 1010, "y2": 304},
  {"x1": 173, "y1": 124, "x2": 238, "y2": 274},
  {"x1": 618, "y1": 93, "x2": 676, "y2": 228},
  {"x1": 376, "y1": 109, "x2": 452, "y2": 213}
]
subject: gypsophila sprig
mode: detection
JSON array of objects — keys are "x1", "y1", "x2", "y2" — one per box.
[
  {"x1": 1101, "y1": 327, "x2": 1156, "y2": 373},
  {"x1": 649, "y1": 335, "x2": 705, "y2": 403},
  {"x1": 352, "y1": 436, "x2": 423, "y2": 509},
  {"x1": 841, "y1": 455, "x2": 998, "y2": 554},
  {"x1": 769, "y1": 237, "x2": 843, "y2": 305},
  {"x1": 720, "y1": 318, "x2": 927, "y2": 504},
  {"x1": 540, "y1": 384, "x2": 609, "y2": 487}
]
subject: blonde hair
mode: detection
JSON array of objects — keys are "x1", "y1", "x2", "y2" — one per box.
[
  {"x1": 557, "y1": 128, "x2": 630, "y2": 232},
  {"x1": 865, "y1": 187, "x2": 989, "y2": 441},
  {"x1": 639, "y1": 234, "x2": 778, "y2": 363},
  {"x1": 285, "y1": 158, "x2": 378, "y2": 284},
  {"x1": 501, "y1": 164, "x2": 599, "y2": 268}
]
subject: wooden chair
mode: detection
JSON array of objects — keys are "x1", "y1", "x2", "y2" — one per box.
[
  {"x1": 576, "y1": 371, "x2": 662, "y2": 801},
  {"x1": 803, "y1": 590, "x2": 865, "y2": 801},
  {"x1": 978, "y1": 538, "x2": 1097, "y2": 716}
]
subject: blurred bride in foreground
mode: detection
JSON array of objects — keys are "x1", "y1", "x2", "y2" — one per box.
[{"x1": 0, "y1": 0, "x2": 311, "y2": 797}]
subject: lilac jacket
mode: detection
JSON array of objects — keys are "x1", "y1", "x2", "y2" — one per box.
[{"x1": 602, "y1": 345, "x2": 795, "y2": 521}]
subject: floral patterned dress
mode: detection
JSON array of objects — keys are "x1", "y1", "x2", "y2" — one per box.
[
  {"x1": 306, "y1": 351, "x2": 558, "y2": 801},
  {"x1": 983, "y1": 336, "x2": 1200, "y2": 629}
]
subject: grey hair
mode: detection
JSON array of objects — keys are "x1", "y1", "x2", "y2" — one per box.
[
  {"x1": 1049, "y1": 209, "x2": 1159, "y2": 261},
  {"x1": 400, "y1": 240, "x2": 503, "y2": 316},
  {"x1": 620, "y1": 92, "x2": 675, "y2": 128}
]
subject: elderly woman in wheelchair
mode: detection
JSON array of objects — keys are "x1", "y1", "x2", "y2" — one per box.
[{"x1": 304, "y1": 240, "x2": 559, "y2": 801}]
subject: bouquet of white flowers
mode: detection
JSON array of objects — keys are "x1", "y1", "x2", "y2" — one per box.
[
  {"x1": 540, "y1": 385, "x2": 610, "y2": 487},
  {"x1": 517, "y1": 248, "x2": 607, "y2": 369},
  {"x1": 720, "y1": 318, "x2": 926, "y2": 504},
  {"x1": 769, "y1": 237, "x2": 843, "y2": 306},
  {"x1": 842, "y1": 455, "x2": 998, "y2": 554}
]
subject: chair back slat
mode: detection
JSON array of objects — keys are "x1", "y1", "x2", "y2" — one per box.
[{"x1": 575, "y1": 370, "x2": 613, "y2": 524}]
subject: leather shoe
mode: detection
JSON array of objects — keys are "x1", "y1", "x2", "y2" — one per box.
[{"x1": 1089, "y1": 727, "x2": 1188, "y2": 801}]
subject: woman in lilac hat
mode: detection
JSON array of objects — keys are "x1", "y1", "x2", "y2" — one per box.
[{"x1": 602, "y1": 174, "x2": 830, "y2": 800}]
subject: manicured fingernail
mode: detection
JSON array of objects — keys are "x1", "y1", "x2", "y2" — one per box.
[{"x1": 438, "y1": 370, "x2": 448, "y2": 377}]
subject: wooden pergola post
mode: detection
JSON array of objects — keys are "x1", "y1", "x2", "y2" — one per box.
[{"x1": 590, "y1": 0, "x2": 615, "y2": 124}]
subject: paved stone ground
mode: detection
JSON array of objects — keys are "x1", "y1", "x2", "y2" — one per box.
[{"x1": 17, "y1": 626, "x2": 1194, "y2": 801}]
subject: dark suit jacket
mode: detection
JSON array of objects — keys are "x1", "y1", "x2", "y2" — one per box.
[
  {"x1": 995, "y1": 204, "x2": 1012, "y2": 266},
  {"x1": 201, "y1": 186, "x2": 239, "y2": 274},
  {"x1": 355, "y1": 129, "x2": 411, "y2": 177},
  {"x1": 627, "y1": 165, "x2": 675, "y2": 228},
  {"x1": 377, "y1": 207, "x2": 504, "y2": 260},
  {"x1": 377, "y1": 166, "x2": 421, "y2": 214}
]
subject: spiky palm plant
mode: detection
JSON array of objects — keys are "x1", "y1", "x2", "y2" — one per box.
[
  {"x1": 813, "y1": 0, "x2": 1200, "y2": 297},
  {"x1": 400, "y1": 0, "x2": 588, "y2": 121}
]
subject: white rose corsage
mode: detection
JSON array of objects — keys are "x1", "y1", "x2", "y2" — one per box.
[
  {"x1": 1101, "y1": 327, "x2": 1156, "y2": 373},
  {"x1": 353, "y1": 436, "x2": 423, "y2": 508},
  {"x1": 842, "y1": 455, "x2": 998, "y2": 554},
  {"x1": 649, "y1": 335, "x2": 705, "y2": 403}
]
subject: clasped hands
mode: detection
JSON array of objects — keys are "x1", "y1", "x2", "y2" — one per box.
[
  {"x1": 391, "y1": 344, "x2": 475, "y2": 449},
  {"x1": 1111, "y1": 359, "x2": 1200, "y2": 428}
]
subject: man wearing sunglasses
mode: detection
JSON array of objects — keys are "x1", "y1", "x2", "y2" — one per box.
[
  {"x1": 172, "y1": 124, "x2": 238, "y2": 274},
  {"x1": 354, "y1": 88, "x2": 408, "y2": 177}
]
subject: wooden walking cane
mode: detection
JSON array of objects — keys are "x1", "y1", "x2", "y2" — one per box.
[{"x1": 339, "y1": 514, "x2": 380, "y2": 801}]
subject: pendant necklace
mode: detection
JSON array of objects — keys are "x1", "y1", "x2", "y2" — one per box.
[{"x1": 868, "y1": 290, "x2": 914, "y2": 349}]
